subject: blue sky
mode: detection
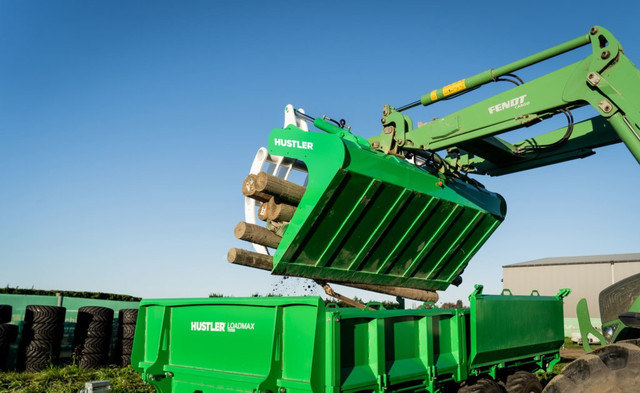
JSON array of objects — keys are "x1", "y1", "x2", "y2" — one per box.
[{"x1": 1, "y1": 1, "x2": 639, "y2": 304}]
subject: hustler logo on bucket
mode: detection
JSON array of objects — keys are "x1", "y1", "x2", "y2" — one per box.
[{"x1": 273, "y1": 138, "x2": 314, "y2": 150}]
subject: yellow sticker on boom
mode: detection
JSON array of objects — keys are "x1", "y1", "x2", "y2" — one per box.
[
  {"x1": 442, "y1": 79, "x2": 466, "y2": 96},
  {"x1": 430, "y1": 90, "x2": 438, "y2": 102}
]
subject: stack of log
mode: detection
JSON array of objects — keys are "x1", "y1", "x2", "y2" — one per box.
[{"x1": 228, "y1": 172, "x2": 305, "y2": 270}]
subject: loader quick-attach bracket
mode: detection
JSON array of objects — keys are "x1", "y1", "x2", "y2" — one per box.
[{"x1": 368, "y1": 26, "x2": 640, "y2": 176}]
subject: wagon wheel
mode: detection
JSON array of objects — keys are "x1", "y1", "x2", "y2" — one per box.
[
  {"x1": 458, "y1": 378, "x2": 503, "y2": 393},
  {"x1": 505, "y1": 370, "x2": 542, "y2": 393}
]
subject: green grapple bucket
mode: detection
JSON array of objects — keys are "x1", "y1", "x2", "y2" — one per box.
[{"x1": 262, "y1": 121, "x2": 506, "y2": 292}]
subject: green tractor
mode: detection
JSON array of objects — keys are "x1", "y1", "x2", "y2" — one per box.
[{"x1": 543, "y1": 273, "x2": 640, "y2": 392}]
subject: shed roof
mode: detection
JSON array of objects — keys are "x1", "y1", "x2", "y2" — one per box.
[{"x1": 503, "y1": 253, "x2": 640, "y2": 268}]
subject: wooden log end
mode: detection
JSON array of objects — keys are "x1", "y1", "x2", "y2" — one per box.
[
  {"x1": 233, "y1": 221, "x2": 282, "y2": 249},
  {"x1": 233, "y1": 222, "x2": 248, "y2": 239},
  {"x1": 255, "y1": 171, "x2": 305, "y2": 206},
  {"x1": 227, "y1": 248, "x2": 273, "y2": 271},
  {"x1": 242, "y1": 174, "x2": 273, "y2": 203}
]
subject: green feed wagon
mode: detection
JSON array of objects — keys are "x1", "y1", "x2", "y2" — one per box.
[{"x1": 132, "y1": 287, "x2": 568, "y2": 393}]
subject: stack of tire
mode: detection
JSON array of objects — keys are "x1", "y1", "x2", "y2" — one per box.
[
  {"x1": 17, "y1": 305, "x2": 66, "y2": 372},
  {"x1": 115, "y1": 308, "x2": 138, "y2": 366},
  {"x1": 72, "y1": 306, "x2": 114, "y2": 369},
  {"x1": 0, "y1": 305, "x2": 18, "y2": 370}
]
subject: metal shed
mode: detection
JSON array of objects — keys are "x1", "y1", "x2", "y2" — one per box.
[{"x1": 502, "y1": 253, "x2": 640, "y2": 333}]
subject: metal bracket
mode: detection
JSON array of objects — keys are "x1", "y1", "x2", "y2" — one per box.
[{"x1": 316, "y1": 281, "x2": 367, "y2": 310}]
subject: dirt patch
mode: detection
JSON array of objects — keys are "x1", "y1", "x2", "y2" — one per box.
[{"x1": 559, "y1": 347, "x2": 586, "y2": 360}]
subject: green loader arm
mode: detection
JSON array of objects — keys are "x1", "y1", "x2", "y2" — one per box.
[{"x1": 368, "y1": 26, "x2": 640, "y2": 176}]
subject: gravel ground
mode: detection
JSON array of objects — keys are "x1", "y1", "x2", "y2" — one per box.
[{"x1": 559, "y1": 346, "x2": 587, "y2": 360}]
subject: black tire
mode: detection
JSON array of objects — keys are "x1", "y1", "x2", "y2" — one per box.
[
  {"x1": 459, "y1": 378, "x2": 503, "y2": 393},
  {"x1": 618, "y1": 338, "x2": 640, "y2": 347},
  {"x1": 119, "y1": 353, "x2": 131, "y2": 367},
  {"x1": 26, "y1": 324, "x2": 64, "y2": 342},
  {"x1": 119, "y1": 309, "x2": 138, "y2": 325},
  {"x1": 79, "y1": 352, "x2": 107, "y2": 369},
  {"x1": 24, "y1": 305, "x2": 65, "y2": 325},
  {"x1": 542, "y1": 343, "x2": 640, "y2": 392},
  {"x1": 120, "y1": 339, "x2": 134, "y2": 355},
  {"x1": 22, "y1": 339, "x2": 60, "y2": 372},
  {"x1": 86, "y1": 324, "x2": 112, "y2": 338},
  {"x1": 0, "y1": 305, "x2": 12, "y2": 324},
  {"x1": 122, "y1": 324, "x2": 136, "y2": 339},
  {"x1": 24, "y1": 340, "x2": 60, "y2": 358},
  {"x1": 78, "y1": 306, "x2": 114, "y2": 323},
  {"x1": 0, "y1": 324, "x2": 19, "y2": 345},
  {"x1": 0, "y1": 323, "x2": 18, "y2": 370},
  {"x1": 506, "y1": 371, "x2": 542, "y2": 393},
  {"x1": 25, "y1": 357, "x2": 50, "y2": 372},
  {"x1": 72, "y1": 307, "x2": 113, "y2": 368}
]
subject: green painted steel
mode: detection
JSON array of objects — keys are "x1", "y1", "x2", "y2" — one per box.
[
  {"x1": 576, "y1": 298, "x2": 606, "y2": 353},
  {"x1": 368, "y1": 26, "x2": 640, "y2": 175},
  {"x1": 132, "y1": 291, "x2": 565, "y2": 393},
  {"x1": 468, "y1": 286, "x2": 568, "y2": 370},
  {"x1": 267, "y1": 122, "x2": 506, "y2": 291}
]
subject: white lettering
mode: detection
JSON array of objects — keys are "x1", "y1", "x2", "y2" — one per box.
[
  {"x1": 273, "y1": 138, "x2": 313, "y2": 150},
  {"x1": 190, "y1": 321, "x2": 254, "y2": 332},
  {"x1": 488, "y1": 94, "x2": 528, "y2": 114}
]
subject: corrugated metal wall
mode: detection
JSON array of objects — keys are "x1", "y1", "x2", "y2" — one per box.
[{"x1": 502, "y1": 261, "x2": 640, "y2": 320}]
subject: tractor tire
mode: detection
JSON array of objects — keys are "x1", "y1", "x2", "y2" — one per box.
[
  {"x1": 27, "y1": 325, "x2": 64, "y2": 342},
  {"x1": 542, "y1": 343, "x2": 640, "y2": 393},
  {"x1": 23, "y1": 340, "x2": 60, "y2": 372},
  {"x1": 119, "y1": 353, "x2": 131, "y2": 367},
  {"x1": 120, "y1": 338, "x2": 134, "y2": 355},
  {"x1": 77, "y1": 306, "x2": 114, "y2": 323},
  {"x1": 78, "y1": 352, "x2": 107, "y2": 369},
  {"x1": 458, "y1": 378, "x2": 503, "y2": 393},
  {"x1": 122, "y1": 324, "x2": 136, "y2": 339},
  {"x1": 0, "y1": 305, "x2": 12, "y2": 323},
  {"x1": 0, "y1": 323, "x2": 18, "y2": 345},
  {"x1": 119, "y1": 309, "x2": 138, "y2": 325},
  {"x1": 506, "y1": 370, "x2": 542, "y2": 393},
  {"x1": 618, "y1": 338, "x2": 640, "y2": 347},
  {"x1": 24, "y1": 305, "x2": 65, "y2": 325},
  {"x1": 0, "y1": 324, "x2": 18, "y2": 370}
]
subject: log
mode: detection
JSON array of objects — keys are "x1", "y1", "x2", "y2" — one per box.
[
  {"x1": 267, "y1": 197, "x2": 297, "y2": 222},
  {"x1": 227, "y1": 248, "x2": 273, "y2": 271},
  {"x1": 334, "y1": 282, "x2": 439, "y2": 303},
  {"x1": 242, "y1": 174, "x2": 272, "y2": 203},
  {"x1": 257, "y1": 203, "x2": 269, "y2": 221},
  {"x1": 234, "y1": 222, "x2": 281, "y2": 249},
  {"x1": 255, "y1": 172, "x2": 305, "y2": 206}
]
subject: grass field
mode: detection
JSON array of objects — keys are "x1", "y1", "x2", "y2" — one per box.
[
  {"x1": 0, "y1": 338, "x2": 590, "y2": 392},
  {"x1": 0, "y1": 365, "x2": 153, "y2": 393}
]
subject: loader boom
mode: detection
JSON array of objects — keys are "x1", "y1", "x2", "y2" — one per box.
[
  {"x1": 368, "y1": 26, "x2": 640, "y2": 175},
  {"x1": 232, "y1": 26, "x2": 640, "y2": 298}
]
